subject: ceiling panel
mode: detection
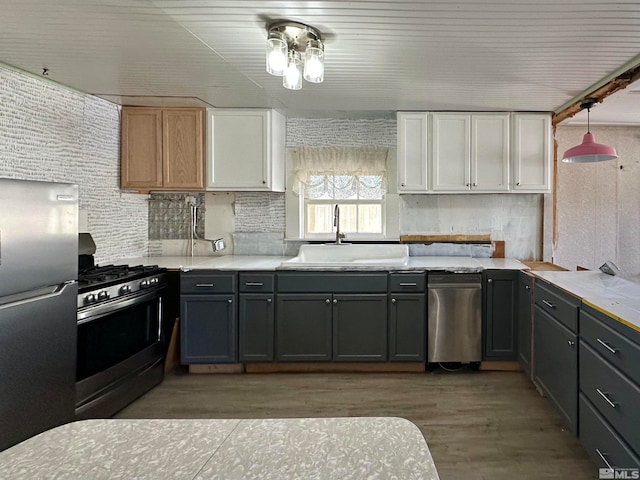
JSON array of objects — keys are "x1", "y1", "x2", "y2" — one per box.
[{"x1": 0, "y1": 0, "x2": 639, "y2": 117}]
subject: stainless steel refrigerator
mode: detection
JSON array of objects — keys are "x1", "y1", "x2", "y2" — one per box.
[{"x1": 0, "y1": 178, "x2": 78, "y2": 451}]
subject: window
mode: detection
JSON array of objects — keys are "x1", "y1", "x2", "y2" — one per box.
[{"x1": 289, "y1": 146, "x2": 389, "y2": 239}]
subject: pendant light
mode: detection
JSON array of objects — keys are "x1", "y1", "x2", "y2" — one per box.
[{"x1": 562, "y1": 99, "x2": 618, "y2": 163}]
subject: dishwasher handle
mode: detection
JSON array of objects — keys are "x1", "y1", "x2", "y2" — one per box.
[{"x1": 428, "y1": 282, "x2": 481, "y2": 289}]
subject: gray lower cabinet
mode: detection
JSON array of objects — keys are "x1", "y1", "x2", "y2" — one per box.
[
  {"x1": 579, "y1": 394, "x2": 640, "y2": 469},
  {"x1": 534, "y1": 305, "x2": 578, "y2": 434},
  {"x1": 180, "y1": 271, "x2": 237, "y2": 364},
  {"x1": 389, "y1": 294, "x2": 426, "y2": 361},
  {"x1": 238, "y1": 293, "x2": 274, "y2": 362},
  {"x1": 389, "y1": 273, "x2": 426, "y2": 362},
  {"x1": 181, "y1": 294, "x2": 237, "y2": 363},
  {"x1": 238, "y1": 273, "x2": 275, "y2": 362},
  {"x1": 532, "y1": 279, "x2": 580, "y2": 435},
  {"x1": 276, "y1": 272, "x2": 389, "y2": 362},
  {"x1": 578, "y1": 304, "x2": 640, "y2": 468},
  {"x1": 483, "y1": 270, "x2": 518, "y2": 360},
  {"x1": 333, "y1": 294, "x2": 388, "y2": 361},
  {"x1": 517, "y1": 272, "x2": 533, "y2": 376},
  {"x1": 276, "y1": 294, "x2": 333, "y2": 361}
]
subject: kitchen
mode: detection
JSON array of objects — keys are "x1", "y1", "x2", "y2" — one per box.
[{"x1": 1, "y1": 1, "x2": 640, "y2": 479}]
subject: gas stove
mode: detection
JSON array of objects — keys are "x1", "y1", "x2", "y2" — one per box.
[{"x1": 77, "y1": 264, "x2": 167, "y2": 310}]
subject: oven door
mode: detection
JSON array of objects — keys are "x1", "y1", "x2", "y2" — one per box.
[{"x1": 76, "y1": 289, "x2": 164, "y2": 417}]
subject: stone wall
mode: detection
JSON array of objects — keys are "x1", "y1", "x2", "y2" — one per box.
[{"x1": 0, "y1": 64, "x2": 148, "y2": 263}]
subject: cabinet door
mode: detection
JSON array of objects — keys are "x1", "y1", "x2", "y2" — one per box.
[
  {"x1": 180, "y1": 294, "x2": 237, "y2": 363},
  {"x1": 389, "y1": 293, "x2": 426, "y2": 361},
  {"x1": 276, "y1": 294, "x2": 333, "y2": 361},
  {"x1": 239, "y1": 293, "x2": 274, "y2": 362},
  {"x1": 121, "y1": 107, "x2": 163, "y2": 189},
  {"x1": 483, "y1": 270, "x2": 518, "y2": 360},
  {"x1": 512, "y1": 113, "x2": 551, "y2": 192},
  {"x1": 207, "y1": 110, "x2": 271, "y2": 190},
  {"x1": 162, "y1": 109, "x2": 204, "y2": 190},
  {"x1": 534, "y1": 306, "x2": 578, "y2": 434},
  {"x1": 333, "y1": 294, "x2": 388, "y2": 361},
  {"x1": 471, "y1": 114, "x2": 509, "y2": 191},
  {"x1": 517, "y1": 273, "x2": 533, "y2": 376},
  {"x1": 431, "y1": 113, "x2": 471, "y2": 192},
  {"x1": 397, "y1": 112, "x2": 429, "y2": 192}
]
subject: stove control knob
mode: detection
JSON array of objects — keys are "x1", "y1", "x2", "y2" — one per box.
[
  {"x1": 150, "y1": 277, "x2": 159, "y2": 285},
  {"x1": 119, "y1": 285, "x2": 131, "y2": 295},
  {"x1": 84, "y1": 294, "x2": 96, "y2": 305},
  {"x1": 140, "y1": 280, "x2": 150, "y2": 288},
  {"x1": 98, "y1": 291, "x2": 110, "y2": 301}
]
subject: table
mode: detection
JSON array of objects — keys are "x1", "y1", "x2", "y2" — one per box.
[{"x1": 0, "y1": 417, "x2": 440, "y2": 479}]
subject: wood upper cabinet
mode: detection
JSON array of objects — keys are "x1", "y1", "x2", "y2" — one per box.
[
  {"x1": 432, "y1": 113, "x2": 509, "y2": 192},
  {"x1": 121, "y1": 107, "x2": 205, "y2": 192},
  {"x1": 511, "y1": 113, "x2": 552, "y2": 192},
  {"x1": 206, "y1": 109, "x2": 285, "y2": 192}
]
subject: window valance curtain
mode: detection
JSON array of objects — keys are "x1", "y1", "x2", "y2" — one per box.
[{"x1": 289, "y1": 146, "x2": 389, "y2": 199}]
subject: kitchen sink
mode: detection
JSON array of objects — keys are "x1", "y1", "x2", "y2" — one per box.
[{"x1": 280, "y1": 244, "x2": 409, "y2": 267}]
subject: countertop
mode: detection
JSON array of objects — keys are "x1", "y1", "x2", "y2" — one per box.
[
  {"x1": 113, "y1": 255, "x2": 528, "y2": 272},
  {"x1": 533, "y1": 270, "x2": 640, "y2": 333},
  {"x1": 0, "y1": 418, "x2": 439, "y2": 480},
  {"x1": 114, "y1": 255, "x2": 640, "y2": 336}
]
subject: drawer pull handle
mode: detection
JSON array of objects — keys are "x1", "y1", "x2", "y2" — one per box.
[
  {"x1": 596, "y1": 338, "x2": 618, "y2": 354},
  {"x1": 567, "y1": 340, "x2": 575, "y2": 347},
  {"x1": 525, "y1": 285, "x2": 531, "y2": 290},
  {"x1": 391, "y1": 298, "x2": 397, "y2": 304},
  {"x1": 245, "y1": 282, "x2": 264, "y2": 287},
  {"x1": 596, "y1": 388, "x2": 617, "y2": 408},
  {"x1": 325, "y1": 299, "x2": 331, "y2": 304},
  {"x1": 227, "y1": 299, "x2": 233, "y2": 304},
  {"x1": 399, "y1": 282, "x2": 417, "y2": 287},
  {"x1": 195, "y1": 283, "x2": 215, "y2": 287},
  {"x1": 595, "y1": 448, "x2": 613, "y2": 470},
  {"x1": 333, "y1": 299, "x2": 338, "y2": 304},
  {"x1": 542, "y1": 299, "x2": 555, "y2": 308},
  {"x1": 266, "y1": 298, "x2": 272, "y2": 303}
]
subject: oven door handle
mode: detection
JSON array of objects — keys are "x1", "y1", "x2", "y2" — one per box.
[
  {"x1": 77, "y1": 290, "x2": 161, "y2": 324},
  {"x1": 157, "y1": 297, "x2": 163, "y2": 342}
]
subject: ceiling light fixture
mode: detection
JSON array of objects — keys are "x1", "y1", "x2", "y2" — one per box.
[
  {"x1": 562, "y1": 98, "x2": 618, "y2": 163},
  {"x1": 266, "y1": 20, "x2": 324, "y2": 90}
]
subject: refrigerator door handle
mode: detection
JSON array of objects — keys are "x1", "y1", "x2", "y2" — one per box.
[{"x1": 0, "y1": 281, "x2": 77, "y2": 310}]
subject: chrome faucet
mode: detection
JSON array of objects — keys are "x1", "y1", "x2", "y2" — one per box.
[{"x1": 334, "y1": 204, "x2": 345, "y2": 244}]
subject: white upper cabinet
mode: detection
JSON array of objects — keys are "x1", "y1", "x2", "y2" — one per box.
[
  {"x1": 397, "y1": 112, "x2": 429, "y2": 192},
  {"x1": 432, "y1": 113, "x2": 509, "y2": 192},
  {"x1": 206, "y1": 109, "x2": 285, "y2": 192},
  {"x1": 512, "y1": 113, "x2": 552, "y2": 192},
  {"x1": 471, "y1": 114, "x2": 510, "y2": 192},
  {"x1": 431, "y1": 114, "x2": 471, "y2": 192}
]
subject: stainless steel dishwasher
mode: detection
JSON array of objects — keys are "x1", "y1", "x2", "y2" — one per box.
[{"x1": 427, "y1": 273, "x2": 482, "y2": 363}]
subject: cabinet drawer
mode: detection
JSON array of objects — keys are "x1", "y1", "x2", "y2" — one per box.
[
  {"x1": 277, "y1": 272, "x2": 388, "y2": 293},
  {"x1": 579, "y1": 394, "x2": 640, "y2": 469},
  {"x1": 534, "y1": 281, "x2": 579, "y2": 332},
  {"x1": 239, "y1": 273, "x2": 275, "y2": 292},
  {"x1": 181, "y1": 272, "x2": 236, "y2": 293},
  {"x1": 389, "y1": 273, "x2": 425, "y2": 292},
  {"x1": 580, "y1": 341, "x2": 640, "y2": 451},
  {"x1": 581, "y1": 308, "x2": 640, "y2": 387}
]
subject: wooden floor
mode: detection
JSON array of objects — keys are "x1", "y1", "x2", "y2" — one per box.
[{"x1": 116, "y1": 368, "x2": 596, "y2": 480}]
